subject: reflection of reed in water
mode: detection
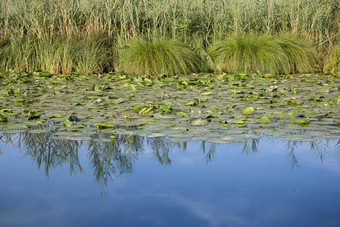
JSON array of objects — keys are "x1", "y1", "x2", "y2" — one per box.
[
  {"x1": 286, "y1": 141, "x2": 300, "y2": 169},
  {"x1": 148, "y1": 137, "x2": 183, "y2": 166},
  {"x1": 309, "y1": 140, "x2": 331, "y2": 162},
  {"x1": 0, "y1": 134, "x2": 3, "y2": 155},
  {"x1": 285, "y1": 138, "x2": 340, "y2": 169},
  {"x1": 201, "y1": 141, "x2": 216, "y2": 164},
  {"x1": 241, "y1": 139, "x2": 259, "y2": 155},
  {"x1": 87, "y1": 135, "x2": 144, "y2": 189},
  {"x1": 1, "y1": 132, "x2": 340, "y2": 190},
  {"x1": 21, "y1": 132, "x2": 84, "y2": 177}
]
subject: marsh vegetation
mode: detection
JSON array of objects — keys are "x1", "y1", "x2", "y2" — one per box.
[
  {"x1": 0, "y1": 72, "x2": 339, "y2": 142},
  {"x1": 1, "y1": 2, "x2": 339, "y2": 225},
  {"x1": 0, "y1": 0, "x2": 339, "y2": 140},
  {"x1": 0, "y1": 0, "x2": 338, "y2": 75}
]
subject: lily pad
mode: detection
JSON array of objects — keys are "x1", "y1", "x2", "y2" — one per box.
[
  {"x1": 257, "y1": 116, "x2": 271, "y2": 124},
  {"x1": 191, "y1": 119, "x2": 208, "y2": 126},
  {"x1": 94, "y1": 123, "x2": 114, "y2": 129},
  {"x1": 242, "y1": 107, "x2": 255, "y2": 115},
  {"x1": 233, "y1": 120, "x2": 244, "y2": 124},
  {"x1": 277, "y1": 135, "x2": 316, "y2": 142},
  {"x1": 177, "y1": 112, "x2": 189, "y2": 117},
  {"x1": 0, "y1": 72, "x2": 339, "y2": 142}
]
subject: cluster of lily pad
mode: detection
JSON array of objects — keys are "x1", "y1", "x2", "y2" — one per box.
[{"x1": 0, "y1": 71, "x2": 340, "y2": 143}]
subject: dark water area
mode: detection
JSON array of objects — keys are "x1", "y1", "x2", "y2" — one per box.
[{"x1": 1, "y1": 133, "x2": 340, "y2": 227}]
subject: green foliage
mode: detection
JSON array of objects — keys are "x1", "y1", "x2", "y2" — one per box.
[
  {"x1": 0, "y1": 114, "x2": 9, "y2": 122},
  {"x1": 95, "y1": 123, "x2": 115, "y2": 129},
  {"x1": 257, "y1": 116, "x2": 271, "y2": 124},
  {"x1": 208, "y1": 34, "x2": 319, "y2": 74},
  {"x1": 0, "y1": 34, "x2": 37, "y2": 72},
  {"x1": 119, "y1": 39, "x2": 203, "y2": 76},
  {"x1": 324, "y1": 44, "x2": 340, "y2": 74},
  {"x1": 0, "y1": 0, "x2": 338, "y2": 74},
  {"x1": 208, "y1": 34, "x2": 290, "y2": 74},
  {"x1": 0, "y1": 0, "x2": 338, "y2": 64},
  {"x1": 37, "y1": 36, "x2": 77, "y2": 74},
  {"x1": 242, "y1": 107, "x2": 255, "y2": 115},
  {"x1": 276, "y1": 35, "x2": 318, "y2": 73},
  {"x1": 0, "y1": 37, "x2": 12, "y2": 70},
  {"x1": 0, "y1": 33, "x2": 114, "y2": 74},
  {"x1": 75, "y1": 33, "x2": 113, "y2": 74}
]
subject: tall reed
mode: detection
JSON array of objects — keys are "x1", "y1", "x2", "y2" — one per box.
[
  {"x1": 74, "y1": 33, "x2": 113, "y2": 74},
  {"x1": 1, "y1": 0, "x2": 337, "y2": 50},
  {"x1": 0, "y1": 33, "x2": 113, "y2": 74},
  {"x1": 324, "y1": 44, "x2": 340, "y2": 74},
  {"x1": 0, "y1": 0, "x2": 338, "y2": 73}
]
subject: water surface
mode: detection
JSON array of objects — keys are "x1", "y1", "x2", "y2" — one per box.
[{"x1": 1, "y1": 133, "x2": 340, "y2": 227}]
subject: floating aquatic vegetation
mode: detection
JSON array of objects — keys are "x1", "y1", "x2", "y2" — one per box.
[{"x1": 0, "y1": 72, "x2": 339, "y2": 142}]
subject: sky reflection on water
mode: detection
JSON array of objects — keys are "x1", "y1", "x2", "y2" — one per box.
[{"x1": 0, "y1": 133, "x2": 340, "y2": 227}]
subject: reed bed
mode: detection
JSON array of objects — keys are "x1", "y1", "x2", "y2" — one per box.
[
  {"x1": 0, "y1": 0, "x2": 338, "y2": 74},
  {"x1": 324, "y1": 44, "x2": 340, "y2": 74}
]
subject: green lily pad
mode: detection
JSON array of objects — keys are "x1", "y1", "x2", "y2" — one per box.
[
  {"x1": 242, "y1": 107, "x2": 255, "y2": 115},
  {"x1": 233, "y1": 120, "x2": 244, "y2": 124},
  {"x1": 297, "y1": 119, "x2": 310, "y2": 126},
  {"x1": 257, "y1": 116, "x2": 271, "y2": 124},
  {"x1": 177, "y1": 112, "x2": 189, "y2": 117},
  {"x1": 185, "y1": 101, "x2": 197, "y2": 106},
  {"x1": 94, "y1": 123, "x2": 114, "y2": 129},
  {"x1": 201, "y1": 92, "x2": 213, "y2": 96},
  {"x1": 63, "y1": 120, "x2": 73, "y2": 127}
]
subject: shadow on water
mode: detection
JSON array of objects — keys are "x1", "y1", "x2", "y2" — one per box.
[{"x1": 1, "y1": 132, "x2": 340, "y2": 191}]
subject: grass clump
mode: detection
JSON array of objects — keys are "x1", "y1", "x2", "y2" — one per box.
[
  {"x1": 119, "y1": 39, "x2": 203, "y2": 76},
  {"x1": 323, "y1": 44, "x2": 340, "y2": 74},
  {"x1": 208, "y1": 34, "x2": 290, "y2": 74},
  {"x1": 276, "y1": 35, "x2": 318, "y2": 74},
  {"x1": 208, "y1": 34, "x2": 318, "y2": 74}
]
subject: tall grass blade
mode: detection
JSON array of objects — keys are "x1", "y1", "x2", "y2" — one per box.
[{"x1": 119, "y1": 38, "x2": 203, "y2": 76}]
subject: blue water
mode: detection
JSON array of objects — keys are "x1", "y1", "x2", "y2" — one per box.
[{"x1": 1, "y1": 133, "x2": 340, "y2": 227}]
